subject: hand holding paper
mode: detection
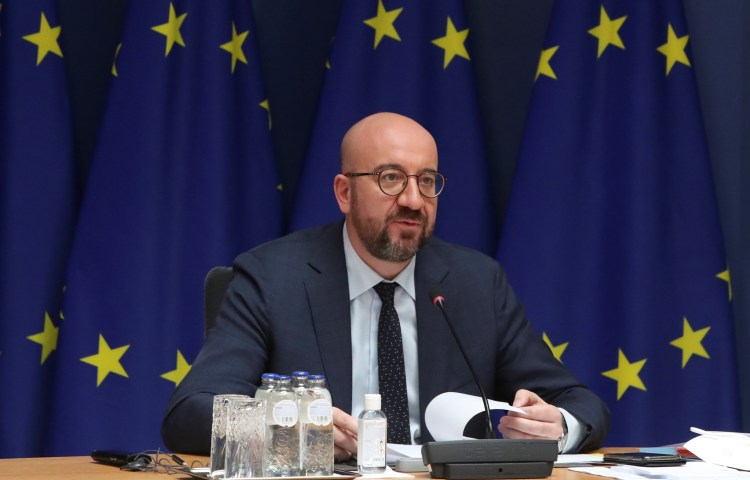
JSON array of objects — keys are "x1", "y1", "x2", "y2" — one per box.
[
  {"x1": 499, "y1": 389, "x2": 565, "y2": 443},
  {"x1": 424, "y1": 392, "x2": 526, "y2": 441}
]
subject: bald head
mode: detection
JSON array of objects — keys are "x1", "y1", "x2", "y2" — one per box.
[
  {"x1": 340, "y1": 112, "x2": 437, "y2": 172},
  {"x1": 333, "y1": 112, "x2": 440, "y2": 277}
]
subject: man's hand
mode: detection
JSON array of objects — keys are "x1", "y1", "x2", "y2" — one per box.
[
  {"x1": 332, "y1": 407, "x2": 358, "y2": 461},
  {"x1": 498, "y1": 389, "x2": 563, "y2": 441}
]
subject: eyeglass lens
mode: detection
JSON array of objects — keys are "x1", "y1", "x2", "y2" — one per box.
[{"x1": 379, "y1": 168, "x2": 445, "y2": 197}]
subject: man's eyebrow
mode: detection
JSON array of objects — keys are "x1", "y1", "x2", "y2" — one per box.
[{"x1": 372, "y1": 163, "x2": 438, "y2": 173}]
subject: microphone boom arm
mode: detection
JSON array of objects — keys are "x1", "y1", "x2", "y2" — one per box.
[{"x1": 431, "y1": 292, "x2": 495, "y2": 439}]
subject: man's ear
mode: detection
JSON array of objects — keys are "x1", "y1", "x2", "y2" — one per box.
[{"x1": 334, "y1": 174, "x2": 352, "y2": 214}]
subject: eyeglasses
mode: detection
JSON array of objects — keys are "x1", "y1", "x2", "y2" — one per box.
[{"x1": 345, "y1": 168, "x2": 447, "y2": 198}]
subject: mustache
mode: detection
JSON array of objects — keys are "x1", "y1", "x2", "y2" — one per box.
[{"x1": 388, "y1": 208, "x2": 426, "y2": 223}]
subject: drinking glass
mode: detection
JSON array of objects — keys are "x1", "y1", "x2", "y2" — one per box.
[
  {"x1": 225, "y1": 397, "x2": 265, "y2": 479},
  {"x1": 210, "y1": 394, "x2": 249, "y2": 478}
]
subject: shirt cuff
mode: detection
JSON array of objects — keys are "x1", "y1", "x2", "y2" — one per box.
[{"x1": 558, "y1": 408, "x2": 582, "y2": 453}]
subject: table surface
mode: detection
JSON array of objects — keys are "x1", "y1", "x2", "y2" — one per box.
[{"x1": 0, "y1": 454, "x2": 614, "y2": 480}]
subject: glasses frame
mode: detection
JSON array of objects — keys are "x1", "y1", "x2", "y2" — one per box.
[{"x1": 344, "y1": 168, "x2": 447, "y2": 198}]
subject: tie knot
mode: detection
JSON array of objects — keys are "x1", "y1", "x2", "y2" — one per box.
[{"x1": 373, "y1": 281, "x2": 397, "y2": 302}]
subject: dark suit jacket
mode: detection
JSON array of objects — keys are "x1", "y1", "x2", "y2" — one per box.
[{"x1": 161, "y1": 221, "x2": 609, "y2": 453}]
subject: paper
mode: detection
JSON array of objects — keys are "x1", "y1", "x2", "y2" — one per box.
[
  {"x1": 684, "y1": 427, "x2": 750, "y2": 471},
  {"x1": 386, "y1": 444, "x2": 422, "y2": 461},
  {"x1": 554, "y1": 453, "x2": 604, "y2": 467},
  {"x1": 359, "y1": 465, "x2": 414, "y2": 479},
  {"x1": 572, "y1": 462, "x2": 750, "y2": 479},
  {"x1": 424, "y1": 392, "x2": 526, "y2": 441}
]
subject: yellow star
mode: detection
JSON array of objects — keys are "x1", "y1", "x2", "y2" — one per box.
[
  {"x1": 363, "y1": 0, "x2": 403, "y2": 49},
  {"x1": 431, "y1": 17, "x2": 470, "y2": 69},
  {"x1": 111, "y1": 42, "x2": 122, "y2": 77},
  {"x1": 161, "y1": 350, "x2": 192, "y2": 386},
  {"x1": 535, "y1": 46, "x2": 559, "y2": 81},
  {"x1": 587, "y1": 6, "x2": 626, "y2": 58},
  {"x1": 656, "y1": 23, "x2": 690, "y2": 75},
  {"x1": 602, "y1": 349, "x2": 647, "y2": 400},
  {"x1": 542, "y1": 332, "x2": 568, "y2": 363},
  {"x1": 151, "y1": 2, "x2": 187, "y2": 57},
  {"x1": 80, "y1": 334, "x2": 130, "y2": 387},
  {"x1": 260, "y1": 98, "x2": 272, "y2": 130},
  {"x1": 220, "y1": 22, "x2": 249, "y2": 73},
  {"x1": 27, "y1": 312, "x2": 59, "y2": 364},
  {"x1": 670, "y1": 317, "x2": 710, "y2": 368},
  {"x1": 716, "y1": 268, "x2": 732, "y2": 301},
  {"x1": 22, "y1": 12, "x2": 63, "y2": 66}
]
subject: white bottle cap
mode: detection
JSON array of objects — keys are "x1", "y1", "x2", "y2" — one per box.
[{"x1": 364, "y1": 393, "x2": 381, "y2": 411}]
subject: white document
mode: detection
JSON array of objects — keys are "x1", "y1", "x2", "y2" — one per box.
[
  {"x1": 424, "y1": 392, "x2": 527, "y2": 441},
  {"x1": 554, "y1": 453, "x2": 605, "y2": 466},
  {"x1": 684, "y1": 427, "x2": 750, "y2": 471},
  {"x1": 359, "y1": 465, "x2": 414, "y2": 479},
  {"x1": 572, "y1": 462, "x2": 750, "y2": 479},
  {"x1": 386, "y1": 444, "x2": 423, "y2": 461}
]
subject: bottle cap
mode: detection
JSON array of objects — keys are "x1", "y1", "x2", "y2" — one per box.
[{"x1": 364, "y1": 393, "x2": 381, "y2": 411}]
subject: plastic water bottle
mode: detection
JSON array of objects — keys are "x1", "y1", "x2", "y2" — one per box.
[
  {"x1": 264, "y1": 375, "x2": 300, "y2": 476},
  {"x1": 357, "y1": 394, "x2": 387, "y2": 474},
  {"x1": 255, "y1": 373, "x2": 278, "y2": 399},
  {"x1": 300, "y1": 375, "x2": 334, "y2": 475}
]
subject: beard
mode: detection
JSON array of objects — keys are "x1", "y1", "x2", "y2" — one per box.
[{"x1": 350, "y1": 191, "x2": 434, "y2": 262}]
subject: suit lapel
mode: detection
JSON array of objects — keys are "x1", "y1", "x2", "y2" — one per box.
[
  {"x1": 414, "y1": 240, "x2": 451, "y2": 442},
  {"x1": 304, "y1": 223, "x2": 354, "y2": 413}
]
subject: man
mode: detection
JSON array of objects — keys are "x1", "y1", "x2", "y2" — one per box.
[{"x1": 161, "y1": 112, "x2": 610, "y2": 458}]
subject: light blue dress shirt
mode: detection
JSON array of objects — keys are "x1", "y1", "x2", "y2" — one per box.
[{"x1": 343, "y1": 225, "x2": 421, "y2": 444}]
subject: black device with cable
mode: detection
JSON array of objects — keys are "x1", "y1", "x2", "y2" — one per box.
[
  {"x1": 90, "y1": 450, "x2": 153, "y2": 470},
  {"x1": 422, "y1": 287, "x2": 557, "y2": 479}
]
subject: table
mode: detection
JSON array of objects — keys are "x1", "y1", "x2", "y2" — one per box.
[{"x1": 0, "y1": 455, "x2": 609, "y2": 480}]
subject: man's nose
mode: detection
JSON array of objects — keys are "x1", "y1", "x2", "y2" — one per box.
[{"x1": 397, "y1": 176, "x2": 424, "y2": 210}]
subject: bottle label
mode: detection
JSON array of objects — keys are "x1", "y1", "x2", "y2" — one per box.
[
  {"x1": 307, "y1": 399, "x2": 332, "y2": 426},
  {"x1": 358, "y1": 419, "x2": 386, "y2": 467},
  {"x1": 272, "y1": 399, "x2": 299, "y2": 427}
]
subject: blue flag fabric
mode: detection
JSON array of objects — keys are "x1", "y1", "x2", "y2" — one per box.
[
  {"x1": 48, "y1": 0, "x2": 282, "y2": 455},
  {"x1": 499, "y1": 1, "x2": 740, "y2": 446},
  {"x1": 0, "y1": 2, "x2": 78, "y2": 457},
  {"x1": 289, "y1": 0, "x2": 495, "y2": 254}
]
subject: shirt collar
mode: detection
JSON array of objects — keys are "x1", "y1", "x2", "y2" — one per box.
[{"x1": 342, "y1": 222, "x2": 416, "y2": 302}]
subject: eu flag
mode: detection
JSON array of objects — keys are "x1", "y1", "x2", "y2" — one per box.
[
  {"x1": 289, "y1": 0, "x2": 495, "y2": 254},
  {"x1": 48, "y1": 0, "x2": 282, "y2": 454},
  {"x1": 0, "y1": 2, "x2": 77, "y2": 457},
  {"x1": 499, "y1": 1, "x2": 740, "y2": 446}
]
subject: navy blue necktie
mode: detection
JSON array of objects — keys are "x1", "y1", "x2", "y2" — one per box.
[{"x1": 373, "y1": 281, "x2": 411, "y2": 444}]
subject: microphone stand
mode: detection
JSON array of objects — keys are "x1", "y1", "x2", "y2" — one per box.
[
  {"x1": 423, "y1": 287, "x2": 558, "y2": 479},
  {"x1": 431, "y1": 293, "x2": 494, "y2": 439}
]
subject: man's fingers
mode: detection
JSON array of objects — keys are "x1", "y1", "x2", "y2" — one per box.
[
  {"x1": 332, "y1": 407, "x2": 358, "y2": 460},
  {"x1": 499, "y1": 411, "x2": 560, "y2": 440},
  {"x1": 512, "y1": 388, "x2": 540, "y2": 408},
  {"x1": 333, "y1": 407, "x2": 358, "y2": 436}
]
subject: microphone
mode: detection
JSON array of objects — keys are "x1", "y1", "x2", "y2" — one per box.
[
  {"x1": 428, "y1": 286, "x2": 494, "y2": 439},
  {"x1": 422, "y1": 288, "x2": 559, "y2": 479}
]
